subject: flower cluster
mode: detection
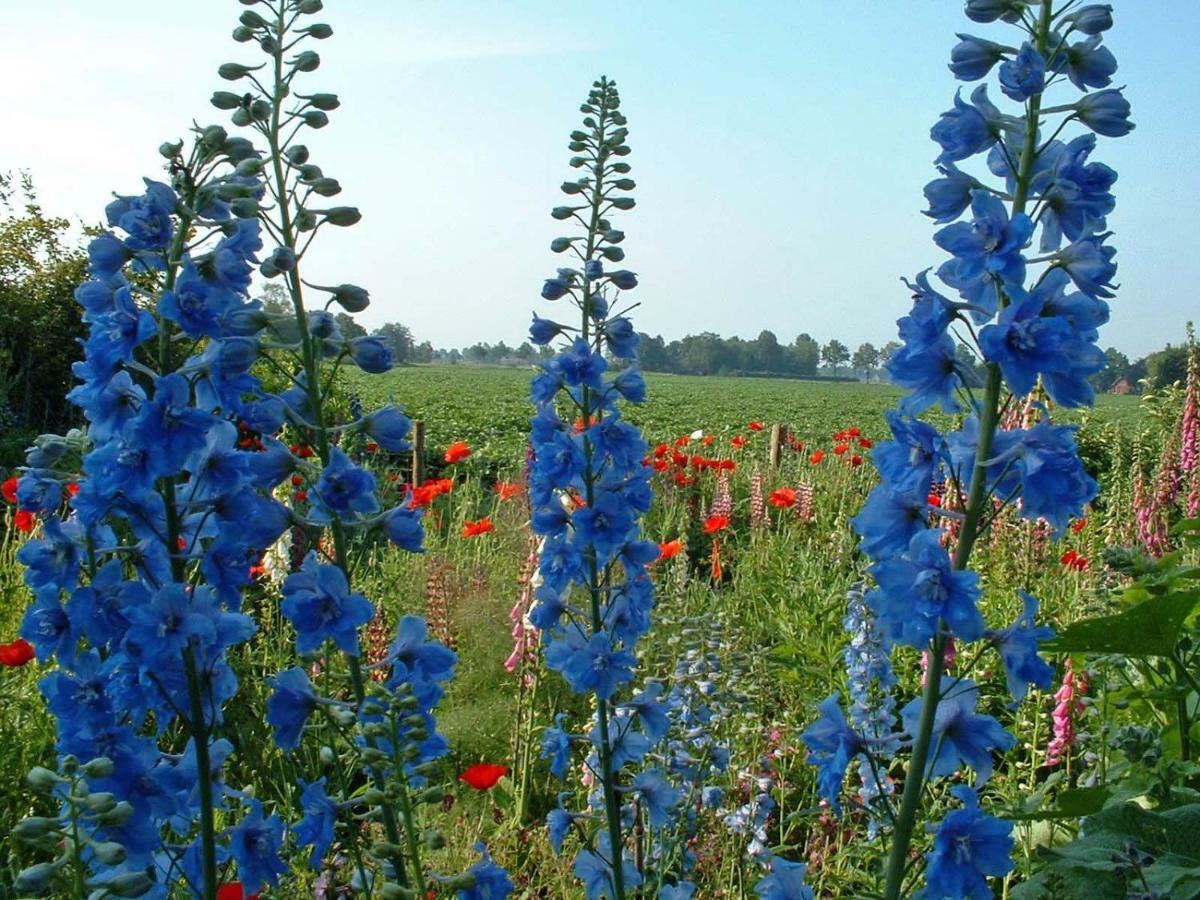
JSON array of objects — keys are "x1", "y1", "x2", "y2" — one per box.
[
  {"x1": 12, "y1": 4, "x2": 490, "y2": 897},
  {"x1": 527, "y1": 77, "x2": 667, "y2": 899},
  {"x1": 800, "y1": 2, "x2": 1130, "y2": 896}
]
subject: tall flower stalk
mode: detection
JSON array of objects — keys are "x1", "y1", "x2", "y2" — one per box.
[
  {"x1": 796, "y1": 1, "x2": 1132, "y2": 897},
  {"x1": 527, "y1": 77, "x2": 667, "y2": 899}
]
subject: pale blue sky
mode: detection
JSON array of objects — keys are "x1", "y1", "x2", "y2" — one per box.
[{"x1": 2, "y1": 1, "x2": 1196, "y2": 358}]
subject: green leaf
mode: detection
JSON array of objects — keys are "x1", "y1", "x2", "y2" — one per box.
[{"x1": 1046, "y1": 589, "x2": 1200, "y2": 657}]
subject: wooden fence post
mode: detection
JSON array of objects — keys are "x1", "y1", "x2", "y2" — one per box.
[
  {"x1": 412, "y1": 419, "x2": 425, "y2": 486},
  {"x1": 768, "y1": 423, "x2": 783, "y2": 469}
]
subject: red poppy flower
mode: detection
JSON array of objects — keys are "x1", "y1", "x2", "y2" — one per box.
[
  {"x1": 459, "y1": 763, "x2": 510, "y2": 790},
  {"x1": 702, "y1": 435, "x2": 714, "y2": 447},
  {"x1": 444, "y1": 440, "x2": 471, "y2": 464},
  {"x1": 674, "y1": 435, "x2": 690, "y2": 448},
  {"x1": 748, "y1": 421, "x2": 764, "y2": 432},
  {"x1": 846, "y1": 427, "x2": 861, "y2": 438},
  {"x1": 0, "y1": 639, "x2": 35, "y2": 667},
  {"x1": 833, "y1": 443, "x2": 850, "y2": 456},
  {"x1": 809, "y1": 450, "x2": 825, "y2": 465},
  {"x1": 14, "y1": 510, "x2": 36, "y2": 533},
  {"x1": 652, "y1": 459, "x2": 669, "y2": 472},
  {"x1": 710, "y1": 540, "x2": 723, "y2": 581},
  {"x1": 850, "y1": 454, "x2": 864, "y2": 467},
  {"x1": 495, "y1": 481, "x2": 524, "y2": 501},
  {"x1": 290, "y1": 443, "x2": 315, "y2": 459},
  {"x1": 1, "y1": 476, "x2": 16, "y2": 504},
  {"x1": 365, "y1": 441, "x2": 380, "y2": 453},
  {"x1": 1060, "y1": 550, "x2": 1089, "y2": 571},
  {"x1": 768, "y1": 488, "x2": 797, "y2": 508},
  {"x1": 462, "y1": 518, "x2": 495, "y2": 538},
  {"x1": 653, "y1": 443, "x2": 671, "y2": 459},
  {"x1": 65, "y1": 482, "x2": 80, "y2": 497},
  {"x1": 674, "y1": 472, "x2": 695, "y2": 487},
  {"x1": 293, "y1": 490, "x2": 308, "y2": 503},
  {"x1": 658, "y1": 539, "x2": 684, "y2": 560},
  {"x1": 216, "y1": 884, "x2": 260, "y2": 900},
  {"x1": 731, "y1": 435, "x2": 747, "y2": 450},
  {"x1": 291, "y1": 474, "x2": 304, "y2": 487},
  {"x1": 858, "y1": 438, "x2": 873, "y2": 449},
  {"x1": 703, "y1": 515, "x2": 729, "y2": 535},
  {"x1": 1070, "y1": 518, "x2": 1087, "y2": 533}
]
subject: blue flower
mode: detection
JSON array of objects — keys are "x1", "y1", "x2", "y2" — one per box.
[
  {"x1": 987, "y1": 592, "x2": 1054, "y2": 703},
  {"x1": 572, "y1": 492, "x2": 635, "y2": 564},
  {"x1": 159, "y1": 264, "x2": 234, "y2": 339},
  {"x1": 923, "y1": 164, "x2": 979, "y2": 224},
  {"x1": 87, "y1": 233, "x2": 131, "y2": 278},
  {"x1": 541, "y1": 714, "x2": 574, "y2": 779},
  {"x1": 934, "y1": 191, "x2": 1032, "y2": 316},
  {"x1": 930, "y1": 86, "x2": 1007, "y2": 165},
  {"x1": 1012, "y1": 421, "x2": 1098, "y2": 536},
  {"x1": 631, "y1": 769, "x2": 682, "y2": 828},
  {"x1": 1054, "y1": 232, "x2": 1118, "y2": 298},
  {"x1": 1074, "y1": 88, "x2": 1134, "y2": 137},
  {"x1": 547, "y1": 800, "x2": 576, "y2": 854},
  {"x1": 131, "y1": 374, "x2": 216, "y2": 478},
  {"x1": 869, "y1": 529, "x2": 984, "y2": 647},
  {"x1": 383, "y1": 503, "x2": 425, "y2": 552},
  {"x1": 293, "y1": 778, "x2": 339, "y2": 868},
  {"x1": 545, "y1": 629, "x2": 636, "y2": 701},
  {"x1": 105, "y1": 179, "x2": 176, "y2": 252},
  {"x1": 1058, "y1": 35, "x2": 1117, "y2": 91},
  {"x1": 948, "y1": 34, "x2": 1008, "y2": 81},
  {"x1": 603, "y1": 317, "x2": 639, "y2": 358},
  {"x1": 315, "y1": 447, "x2": 380, "y2": 519},
  {"x1": 901, "y1": 679, "x2": 1015, "y2": 783},
  {"x1": 851, "y1": 486, "x2": 931, "y2": 560},
  {"x1": 873, "y1": 411, "x2": 943, "y2": 495},
  {"x1": 1033, "y1": 135, "x2": 1116, "y2": 251},
  {"x1": 459, "y1": 843, "x2": 513, "y2": 899},
  {"x1": 382, "y1": 615, "x2": 458, "y2": 708},
  {"x1": 997, "y1": 42, "x2": 1045, "y2": 101},
  {"x1": 887, "y1": 334, "x2": 962, "y2": 416},
  {"x1": 122, "y1": 583, "x2": 218, "y2": 669},
  {"x1": 922, "y1": 786, "x2": 1014, "y2": 900},
  {"x1": 801, "y1": 695, "x2": 862, "y2": 814},
  {"x1": 573, "y1": 840, "x2": 642, "y2": 900},
  {"x1": 754, "y1": 857, "x2": 814, "y2": 900},
  {"x1": 266, "y1": 667, "x2": 319, "y2": 751},
  {"x1": 281, "y1": 552, "x2": 375, "y2": 655},
  {"x1": 228, "y1": 800, "x2": 288, "y2": 893}
]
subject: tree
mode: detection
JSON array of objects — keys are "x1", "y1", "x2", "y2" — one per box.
[
  {"x1": 259, "y1": 281, "x2": 290, "y2": 314},
  {"x1": 1145, "y1": 345, "x2": 1189, "y2": 391},
  {"x1": 0, "y1": 173, "x2": 88, "y2": 464},
  {"x1": 851, "y1": 342, "x2": 880, "y2": 381},
  {"x1": 373, "y1": 322, "x2": 414, "y2": 364},
  {"x1": 636, "y1": 333, "x2": 672, "y2": 372},
  {"x1": 335, "y1": 312, "x2": 367, "y2": 341},
  {"x1": 754, "y1": 329, "x2": 784, "y2": 373},
  {"x1": 879, "y1": 340, "x2": 901, "y2": 368},
  {"x1": 789, "y1": 333, "x2": 820, "y2": 377},
  {"x1": 821, "y1": 339, "x2": 850, "y2": 377}
]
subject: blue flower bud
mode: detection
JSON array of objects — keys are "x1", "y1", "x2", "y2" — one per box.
[
  {"x1": 384, "y1": 505, "x2": 425, "y2": 553},
  {"x1": 542, "y1": 278, "x2": 570, "y2": 301},
  {"x1": 1069, "y1": 4, "x2": 1113, "y2": 35},
  {"x1": 322, "y1": 207, "x2": 361, "y2": 226},
  {"x1": 584, "y1": 259, "x2": 604, "y2": 281},
  {"x1": 964, "y1": 0, "x2": 1029, "y2": 24},
  {"x1": 605, "y1": 317, "x2": 639, "y2": 359},
  {"x1": 365, "y1": 405, "x2": 412, "y2": 451},
  {"x1": 922, "y1": 163, "x2": 977, "y2": 224},
  {"x1": 948, "y1": 34, "x2": 1009, "y2": 81},
  {"x1": 607, "y1": 269, "x2": 637, "y2": 291},
  {"x1": 307, "y1": 309, "x2": 340, "y2": 339},
  {"x1": 268, "y1": 246, "x2": 296, "y2": 271},
  {"x1": 350, "y1": 337, "x2": 393, "y2": 373},
  {"x1": 603, "y1": 229, "x2": 625, "y2": 244},
  {"x1": 550, "y1": 237, "x2": 574, "y2": 253},
  {"x1": 88, "y1": 233, "x2": 131, "y2": 277},
  {"x1": 1074, "y1": 88, "x2": 1134, "y2": 137},
  {"x1": 530, "y1": 315, "x2": 563, "y2": 346}
]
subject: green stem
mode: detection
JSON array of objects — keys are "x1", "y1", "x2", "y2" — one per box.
[
  {"x1": 575, "y1": 79, "x2": 628, "y2": 900},
  {"x1": 882, "y1": 5, "x2": 1052, "y2": 897}
]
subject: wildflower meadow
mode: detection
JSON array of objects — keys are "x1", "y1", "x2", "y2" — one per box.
[{"x1": 2, "y1": 1, "x2": 1199, "y2": 898}]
